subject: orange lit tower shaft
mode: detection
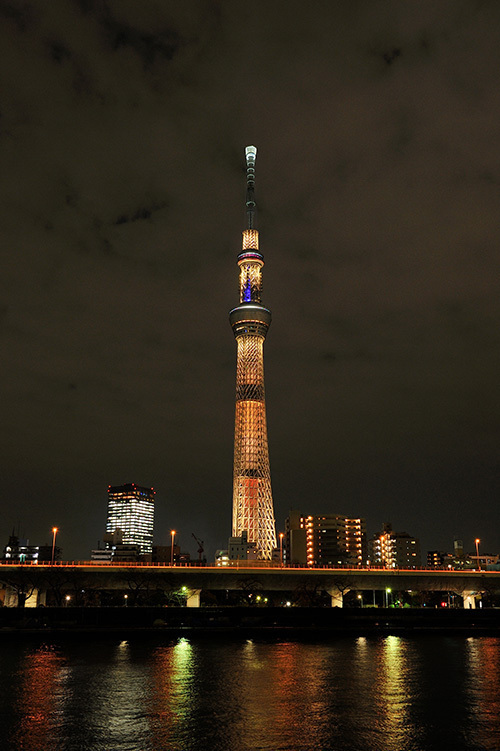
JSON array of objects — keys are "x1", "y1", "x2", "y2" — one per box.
[{"x1": 229, "y1": 146, "x2": 277, "y2": 559}]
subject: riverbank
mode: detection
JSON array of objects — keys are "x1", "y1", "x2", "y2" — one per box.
[{"x1": 1, "y1": 605, "x2": 500, "y2": 637}]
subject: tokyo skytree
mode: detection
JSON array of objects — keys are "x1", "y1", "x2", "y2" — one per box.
[{"x1": 229, "y1": 146, "x2": 277, "y2": 559}]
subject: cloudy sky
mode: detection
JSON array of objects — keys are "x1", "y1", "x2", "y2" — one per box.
[{"x1": 1, "y1": 0, "x2": 499, "y2": 560}]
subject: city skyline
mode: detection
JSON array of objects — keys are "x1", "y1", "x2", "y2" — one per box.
[{"x1": 0, "y1": 2, "x2": 499, "y2": 560}]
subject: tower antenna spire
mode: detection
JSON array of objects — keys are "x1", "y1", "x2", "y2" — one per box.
[
  {"x1": 229, "y1": 146, "x2": 276, "y2": 560},
  {"x1": 245, "y1": 145, "x2": 257, "y2": 229}
]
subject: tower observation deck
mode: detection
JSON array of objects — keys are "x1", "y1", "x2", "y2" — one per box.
[{"x1": 229, "y1": 146, "x2": 277, "y2": 559}]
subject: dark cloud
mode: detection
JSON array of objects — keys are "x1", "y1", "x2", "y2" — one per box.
[
  {"x1": 103, "y1": 22, "x2": 181, "y2": 66},
  {"x1": 114, "y1": 200, "x2": 167, "y2": 226},
  {"x1": 381, "y1": 48, "x2": 402, "y2": 67},
  {"x1": 49, "y1": 41, "x2": 72, "y2": 64},
  {"x1": 0, "y1": 0, "x2": 37, "y2": 31},
  {"x1": 0, "y1": 0, "x2": 499, "y2": 560}
]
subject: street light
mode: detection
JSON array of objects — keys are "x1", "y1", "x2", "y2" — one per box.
[
  {"x1": 51, "y1": 527, "x2": 58, "y2": 565},
  {"x1": 124, "y1": 594, "x2": 128, "y2": 607},
  {"x1": 385, "y1": 587, "x2": 391, "y2": 608},
  {"x1": 170, "y1": 530, "x2": 176, "y2": 566},
  {"x1": 475, "y1": 538, "x2": 481, "y2": 571},
  {"x1": 279, "y1": 533, "x2": 284, "y2": 566},
  {"x1": 357, "y1": 593, "x2": 363, "y2": 608}
]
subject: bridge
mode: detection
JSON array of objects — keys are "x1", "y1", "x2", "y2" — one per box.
[{"x1": 1, "y1": 562, "x2": 499, "y2": 609}]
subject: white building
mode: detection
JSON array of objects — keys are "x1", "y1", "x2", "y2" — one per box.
[{"x1": 106, "y1": 483, "x2": 155, "y2": 555}]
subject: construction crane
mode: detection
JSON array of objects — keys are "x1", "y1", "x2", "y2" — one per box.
[{"x1": 191, "y1": 533, "x2": 205, "y2": 563}]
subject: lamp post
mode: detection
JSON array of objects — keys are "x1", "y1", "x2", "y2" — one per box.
[
  {"x1": 385, "y1": 587, "x2": 391, "y2": 608},
  {"x1": 279, "y1": 533, "x2": 284, "y2": 566},
  {"x1": 170, "y1": 530, "x2": 176, "y2": 566},
  {"x1": 475, "y1": 538, "x2": 481, "y2": 571},
  {"x1": 51, "y1": 527, "x2": 58, "y2": 565},
  {"x1": 357, "y1": 593, "x2": 363, "y2": 608}
]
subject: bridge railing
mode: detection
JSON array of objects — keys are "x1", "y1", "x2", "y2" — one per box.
[{"x1": 0, "y1": 560, "x2": 490, "y2": 573}]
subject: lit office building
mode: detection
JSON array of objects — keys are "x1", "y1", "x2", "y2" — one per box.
[
  {"x1": 285, "y1": 510, "x2": 367, "y2": 567},
  {"x1": 106, "y1": 483, "x2": 155, "y2": 555}
]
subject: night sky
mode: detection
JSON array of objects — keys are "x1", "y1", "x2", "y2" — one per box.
[{"x1": 1, "y1": 0, "x2": 499, "y2": 561}]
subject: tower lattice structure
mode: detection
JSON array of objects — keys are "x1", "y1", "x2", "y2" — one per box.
[{"x1": 229, "y1": 146, "x2": 277, "y2": 559}]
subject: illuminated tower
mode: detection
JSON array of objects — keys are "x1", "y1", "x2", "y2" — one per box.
[{"x1": 229, "y1": 146, "x2": 277, "y2": 559}]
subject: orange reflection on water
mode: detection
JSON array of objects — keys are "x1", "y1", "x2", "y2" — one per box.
[
  {"x1": 465, "y1": 637, "x2": 500, "y2": 747},
  {"x1": 11, "y1": 645, "x2": 65, "y2": 750},
  {"x1": 238, "y1": 639, "x2": 334, "y2": 748}
]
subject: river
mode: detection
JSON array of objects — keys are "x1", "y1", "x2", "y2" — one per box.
[{"x1": 0, "y1": 634, "x2": 498, "y2": 750}]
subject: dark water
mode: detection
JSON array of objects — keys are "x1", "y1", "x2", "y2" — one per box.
[{"x1": 0, "y1": 634, "x2": 499, "y2": 751}]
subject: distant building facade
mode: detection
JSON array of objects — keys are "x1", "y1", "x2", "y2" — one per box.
[
  {"x1": 426, "y1": 540, "x2": 500, "y2": 571},
  {"x1": 228, "y1": 531, "x2": 258, "y2": 561},
  {"x1": 2, "y1": 534, "x2": 61, "y2": 563},
  {"x1": 470, "y1": 553, "x2": 499, "y2": 569},
  {"x1": 106, "y1": 483, "x2": 155, "y2": 555},
  {"x1": 285, "y1": 510, "x2": 367, "y2": 567},
  {"x1": 427, "y1": 550, "x2": 447, "y2": 568},
  {"x1": 151, "y1": 545, "x2": 191, "y2": 565},
  {"x1": 3, "y1": 535, "x2": 39, "y2": 563},
  {"x1": 214, "y1": 532, "x2": 259, "y2": 565},
  {"x1": 427, "y1": 540, "x2": 478, "y2": 570},
  {"x1": 215, "y1": 549, "x2": 230, "y2": 566},
  {"x1": 91, "y1": 529, "x2": 142, "y2": 562},
  {"x1": 368, "y1": 522, "x2": 420, "y2": 568}
]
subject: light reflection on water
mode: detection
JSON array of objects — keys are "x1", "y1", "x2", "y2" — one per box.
[
  {"x1": 369, "y1": 634, "x2": 420, "y2": 749},
  {"x1": 465, "y1": 637, "x2": 500, "y2": 750},
  {"x1": 1, "y1": 635, "x2": 499, "y2": 750},
  {"x1": 10, "y1": 644, "x2": 66, "y2": 750},
  {"x1": 149, "y1": 636, "x2": 196, "y2": 750}
]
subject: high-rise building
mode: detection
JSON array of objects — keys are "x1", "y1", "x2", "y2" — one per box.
[
  {"x1": 106, "y1": 483, "x2": 155, "y2": 555},
  {"x1": 285, "y1": 510, "x2": 367, "y2": 567},
  {"x1": 368, "y1": 522, "x2": 421, "y2": 568},
  {"x1": 229, "y1": 146, "x2": 277, "y2": 559}
]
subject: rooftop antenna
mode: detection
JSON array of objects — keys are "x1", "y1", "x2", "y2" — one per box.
[{"x1": 245, "y1": 145, "x2": 257, "y2": 229}]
